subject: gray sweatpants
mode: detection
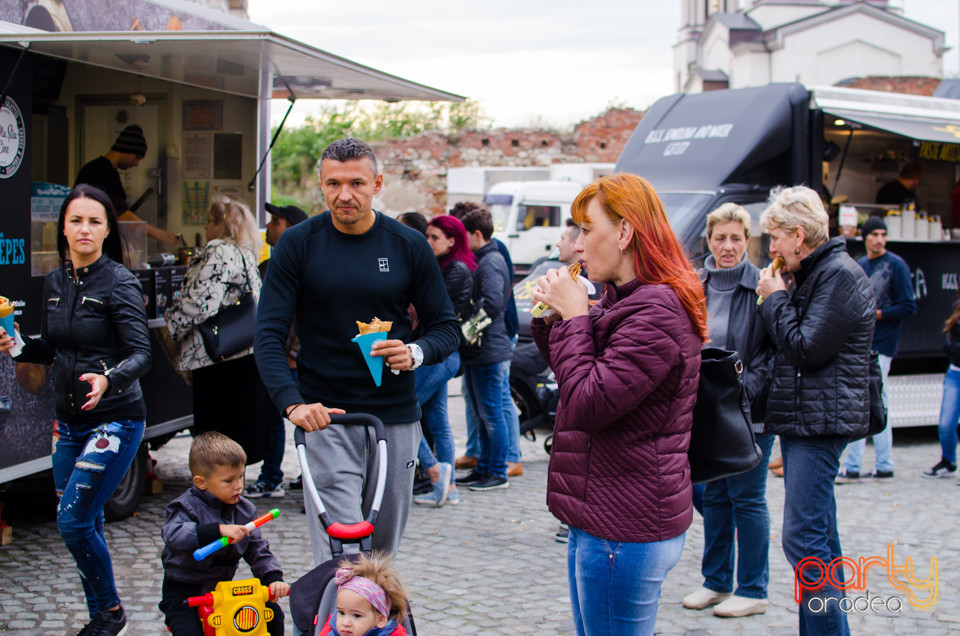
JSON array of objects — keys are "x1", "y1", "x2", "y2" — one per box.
[{"x1": 302, "y1": 420, "x2": 420, "y2": 566}]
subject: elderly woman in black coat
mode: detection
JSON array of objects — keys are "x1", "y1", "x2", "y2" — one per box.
[{"x1": 755, "y1": 185, "x2": 875, "y2": 636}]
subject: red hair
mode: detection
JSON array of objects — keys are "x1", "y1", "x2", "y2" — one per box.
[
  {"x1": 571, "y1": 174, "x2": 707, "y2": 343},
  {"x1": 428, "y1": 215, "x2": 477, "y2": 271}
]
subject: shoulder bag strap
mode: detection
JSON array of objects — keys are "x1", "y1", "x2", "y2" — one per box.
[{"x1": 230, "y1": 242, "x2": 253, "y2": 294}]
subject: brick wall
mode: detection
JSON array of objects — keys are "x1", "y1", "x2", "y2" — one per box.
[
  {"x1": 834, "y1": 76, "x2": 942, "y2": 96},
  {"x1": 372, "y1": 108, "x2": 645, "y2": 215}
]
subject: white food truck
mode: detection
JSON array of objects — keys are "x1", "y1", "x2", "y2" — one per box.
[{"x1": 0, "y1": 0, "x2": 459, "y2": 519}]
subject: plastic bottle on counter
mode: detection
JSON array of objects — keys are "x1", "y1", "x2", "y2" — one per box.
[
  {"x1": 885, "y1": 209, "x2": 901, "y2": 240},
  {"x1": 929, "y1": 214, "x2": 943, "y2": 241},
  {"x1": 900, "y1": 202, "x2": 916, "y2": 240},
  {"x1": 916, "y1": 211, "x2": 928, "y2": 241}
]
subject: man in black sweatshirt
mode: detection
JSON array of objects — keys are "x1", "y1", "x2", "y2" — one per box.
[{"x1": 255, "y1": 138, "x2": 460, "y2": 564}]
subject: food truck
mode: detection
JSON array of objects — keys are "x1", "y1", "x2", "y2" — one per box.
[
  {"x1": 616, "y1": 82, "x2": 960, "y2": 428},
  {"x1": 0, "y1": 0, "x2": 459, "y2": 519}
]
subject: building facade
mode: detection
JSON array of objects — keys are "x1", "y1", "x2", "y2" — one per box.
[{"x1": 675, "y1": 0, "x2": 944, "y2": 93}]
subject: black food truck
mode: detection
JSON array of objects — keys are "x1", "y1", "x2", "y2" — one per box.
[
  {"x1": 0, "y1": 0, "x2": 459, "y2": 519},
  {"x1": 616, "y1": 82, "x2": 960, "y2": 429}
]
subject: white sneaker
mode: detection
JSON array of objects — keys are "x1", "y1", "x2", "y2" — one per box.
[
  {"x1": 681, "y1": 587, "x2": 731, "y2": 610},
  {"x1": 713, "y1": 595, "x2": 769, "y2": 617}
]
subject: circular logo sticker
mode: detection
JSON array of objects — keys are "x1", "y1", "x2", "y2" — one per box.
[{"x1": 0, "y1": 96, "x2": 25, "y2": 179}]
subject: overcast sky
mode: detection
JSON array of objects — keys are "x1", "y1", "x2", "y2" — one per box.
[{"x1": 246, "y1": 1, "x2": 960, "y2": 129}]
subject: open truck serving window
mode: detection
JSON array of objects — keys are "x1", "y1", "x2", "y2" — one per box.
[
  {"x1": 615, "y1": 82, "x2": 960, "y2": 428},
  {"x1": 0, "y1": 0, "x2": 461, "y2": 517}
]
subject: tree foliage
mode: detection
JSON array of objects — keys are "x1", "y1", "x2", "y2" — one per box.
[{"x1": 270, "y1": 99, "x2": 485, "y2": 192}]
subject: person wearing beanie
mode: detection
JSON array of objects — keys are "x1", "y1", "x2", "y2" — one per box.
[
  {"x1": 837, "y1": 215, "x2": 917, "y2": 484},
  {"x1": 75, "y1": 125, "x2": 179, "y2": 249},
  {"x1": 245, "y1": 202, "x2": 311, "y2": 499}
]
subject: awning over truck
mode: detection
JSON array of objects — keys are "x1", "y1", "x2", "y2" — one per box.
[
  {"x1": 0, "y1": 30, "x2": 463, "y2": 102},
  {"x1": 615, "y1": 83, "x2": 809, "y2": 191},
  {"x1": 821, "y1": 109, "x2": 960, "y2": 145}
]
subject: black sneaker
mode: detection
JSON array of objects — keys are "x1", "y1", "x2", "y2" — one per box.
[
  {"x1": 555, "y1": 523, "x2": 569, "y2": 543},
  {"x1": 289, "y1": 475, "x2": 303, "y2": 490},
  {"x1": 243, "y1": 480, "x2": 284, "y2": 498},
  {"x1": 469, "y1": 475, "x2": 509, "y2": 491},
  {"x1": 922, "y1": 458, "x2": 957, "y2": 479},
  {"x1": 458, "y1": 470, "x2": 488, "y2": 485},
  {"x1": 78, "y1": 607, "x2": 127, "y2": 636},
  {"x1": 835, "y1": 468, "x2": 862, "y2": 484},
  {"x1": 869, "y1": 470, "x2": 894, "y2": 480}
]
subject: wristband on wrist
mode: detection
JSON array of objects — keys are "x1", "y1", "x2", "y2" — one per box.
[{"x1": 285, "y1": 403, "x2": 303, "y2": 418}]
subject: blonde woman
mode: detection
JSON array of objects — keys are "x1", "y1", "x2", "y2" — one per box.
[{"x1": 166, "y1": 196, "x2": 266, "y2": 447}]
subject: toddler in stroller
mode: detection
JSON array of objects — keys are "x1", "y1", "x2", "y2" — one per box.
[
  {"x1": 318, "y1": 553, "x2": 408, "y2": 636},
  {"x1": 290, "y1": 415, "x2": 417, "y2": 635}
]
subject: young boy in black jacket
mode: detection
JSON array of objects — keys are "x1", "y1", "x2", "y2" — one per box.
[{"x1": 160, "y1": 432, "x2": 289, "y2": 635}]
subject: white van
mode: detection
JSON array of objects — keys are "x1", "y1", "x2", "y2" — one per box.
[{"x1": 485, "y1": 180, "x2": 586, "y2": 269}]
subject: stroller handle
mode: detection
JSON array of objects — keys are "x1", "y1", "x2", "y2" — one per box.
[
  {"x1": 294, "y1": 412, "x2": 389, "y2": 556},
  {"x1": 293, "y1": 412, "x2": 386, "y2": 447}
]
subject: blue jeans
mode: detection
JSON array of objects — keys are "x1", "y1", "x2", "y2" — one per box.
[
  {"x1": 465, "y1": 358, "x2": 521, "y2": 463},
  {"x1": 937, "y1": 368, "x2": 960, "y2": 464},
  {"x1": 462, "y1": 362, "x2": 509, "y2": 478},
  {"x1": 567, "y1": 526, "x2": 685, "y2": 636},
  {"x1": 52, "y1": 418, "x2": 145, "y2": 617},
  {"x1": 415, "y1": 351, "x2": 459, "y2": 483},
  {"x1": 843, "y1": 354, "x2": 893, "y2": 473},
  {"x1": 701, "y1": 433, "x2": 775, "y2": 599},
  {"x1": 501, "y1": 359, "x2": 521, "y2": 463},
  {"x1": 259, "y1": 367, "x2": 298, "y2": 487},
  {"x1": 780, "y1": 436, "x2": 851, "y2": 636}
]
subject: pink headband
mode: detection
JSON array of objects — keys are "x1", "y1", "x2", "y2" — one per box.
[{"x1": 334, "y1": 567, "x2": 391, "y2": 618}]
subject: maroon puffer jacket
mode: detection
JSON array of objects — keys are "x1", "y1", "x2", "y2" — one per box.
[{"x1": 532, "y1": 279, "x2": 701, "y2": 543}]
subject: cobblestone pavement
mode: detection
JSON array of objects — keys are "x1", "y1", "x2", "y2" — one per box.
[{"x1": 1, "y1": 378, "x2": 958, "y2": 634}]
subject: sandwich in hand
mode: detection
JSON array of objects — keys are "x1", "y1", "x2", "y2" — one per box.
[
  {"x1": 531, "y1": 262, "x2": 584, "y2": 319},
  {"x1": 757, "y1": 256, "x2": 785, "y2": 306}
]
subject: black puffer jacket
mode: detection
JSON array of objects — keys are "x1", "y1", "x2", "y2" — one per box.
[
  {"x1": 16, "y1": 254, "x2": 151, "y2": 423},
  {"x1": 461, "y1": 241, "x2": 512, "y2": 366},
  {"x1": 758, "y1": 238, "x2": 875, "y2": 438}
]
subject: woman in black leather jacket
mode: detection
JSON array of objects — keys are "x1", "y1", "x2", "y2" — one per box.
[
  {"x1": 755, "y1": 185, "x2": 875, "y2": 636},
  {"x1": 0, "y1": 184, "x2": 150, "y2": 634},
  {"x1": 410, "y1": 214, "x2": 475, "y2": 506}
]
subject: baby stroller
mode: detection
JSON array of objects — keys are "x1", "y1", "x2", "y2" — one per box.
[{"x1": 289, "y1": 413, "x2": 417, "y2": 636}]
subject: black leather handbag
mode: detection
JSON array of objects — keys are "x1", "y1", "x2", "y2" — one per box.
[
  {"x1": 198, "y1": 246, "x2": 257, "y2": 363},
  {"x1": 850, "y1": 350, "x2": 887, "y2": 442},
  {"x1": 689, "y1": 347, "x2": 763, "y2": 484}
]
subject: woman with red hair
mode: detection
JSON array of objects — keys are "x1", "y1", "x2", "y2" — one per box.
[
  {"x1": 411, "y1": 214, "x2": 476, "y2": 507},
  {"x1": 531, "y1": 173, "x2": 706, "y2": 635}
]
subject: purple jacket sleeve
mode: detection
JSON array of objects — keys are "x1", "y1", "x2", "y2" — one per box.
[{"x1": 531, "y1": 318, "x2": 554, "y2": 370}]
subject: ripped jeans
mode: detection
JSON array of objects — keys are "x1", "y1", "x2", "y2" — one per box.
[{"x1": 51, "y1": 418, "x2": 145, "y2": 617}]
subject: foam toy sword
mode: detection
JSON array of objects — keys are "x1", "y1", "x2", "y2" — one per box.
[{"x1": 193, "y1": 509, "x2": 280, "y2": 561}]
